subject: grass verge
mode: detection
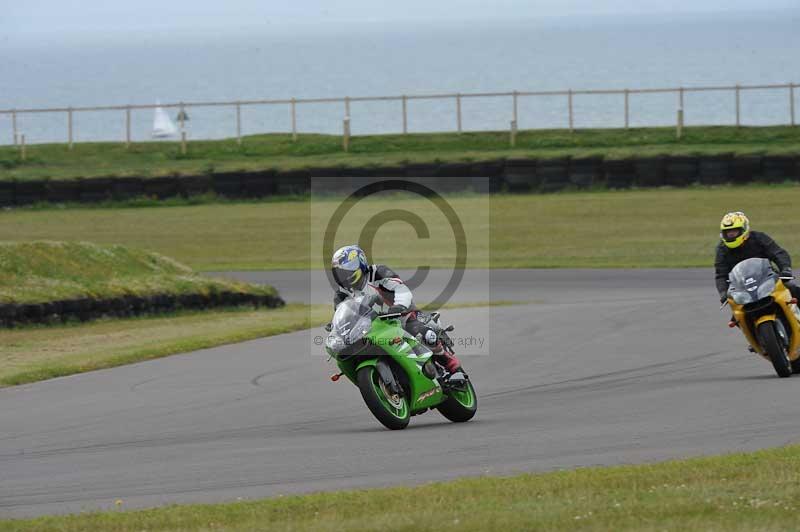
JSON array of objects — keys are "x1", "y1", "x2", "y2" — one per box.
[
  {"x1": 0, "y1": 305, "x2": 327, "y2": 387},
  {"x1": 3, "y1": 444, "x2": 800, "y2": 531},
  {"x1": 0, "y1": 241, "x2": 277, "y2": 304},
  {"x1": 0, "y1": 301, "x2": 517, "y2": 387},
  {"x1": 1, "y1": 126, "x2": 799, "y2": 181},
  {"x1": 2, "y1": 186, "x2": 799, "y2": 270}
]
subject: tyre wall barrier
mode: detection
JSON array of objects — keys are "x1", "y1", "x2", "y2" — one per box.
[
  {"x1": 1, "y1": 154, "x2": 797, "y2": 205},
  {"x1": 634, "y1": 157, "x2": 666, "y2": 187},
  {"x1": 698, "y1": 154, "x2": 732, "y2": 185},
  {"x1": 569, "y1": 157, "x2": 603, "y2": 188},
  {"x1": 604, "y1": 160, "x2": 636, "y2": 188},
  {"x1": 503, "y1": 159, "x2": 538, "y2": 191},
  {"x1": 0, "y1": 291, "x2": 285, "y2": 328}
]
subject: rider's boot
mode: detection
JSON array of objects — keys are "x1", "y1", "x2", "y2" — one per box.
[{"x1": 432, "y1": 342, "x2": 462, "y2": 374}]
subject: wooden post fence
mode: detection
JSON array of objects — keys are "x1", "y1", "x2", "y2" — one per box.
[
  {"x1": 456, "y1": 93, "x2": 462, "y2": 133},
  {"x1": 510, "y1": 120, "x2": 517, "y2": 147},
  {"x1": 624, "y1": 89, "x2": 630, "y2": 129},
  {"x1": 125, "y1": 106, "x2": 131, "y2": 148},
  {"x1": 11, "y1": 110, "x2": 18, "y2": 146},
  {"x1": 291, "y1": 98, "x2": 297, "y2": 141},
  {"x1": 402, "y1": 95, "x2": 408, "y2": 134},
  {"x1": 568, "y1": 89, "x2": 574, "y2": 132},
  {"x1": 735, "y1": 85, "x2": 741, "y2": 127},
  {"x1": 4, "y1": 82, "x2": 800, "y2": 147},
  {"x1": 67, "y1": 107, "x2": 74, "y2": 150},
  {"x1": 236, "y1": 102, "x2": 242, "y2": 146}
]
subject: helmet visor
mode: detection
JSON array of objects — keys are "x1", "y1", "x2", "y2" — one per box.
[
  {"x1": 721, "y1": 228, "x2": 744, "y2": 242},
  {"x1": 332, "y1": 267, "x2": 364, "y2": 290}
]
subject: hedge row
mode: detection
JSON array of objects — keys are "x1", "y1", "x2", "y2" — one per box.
[
  {"x1": 0, "y1": 291, "x2": 285, "y2": 328},
  {"x1": 1, "y1": 154, "x2": 799, "y2": 205}
]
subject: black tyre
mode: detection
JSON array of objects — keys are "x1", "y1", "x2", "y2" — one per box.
[
  {"x1": 357, "y1": 366, "x2": 410, "y2": 430},
  {"x1": 758, "y1": 322, "x2": 792, "y2": 378},
  {"x1": 437, "y1": 380, "x2": 478, "y2": 422}
]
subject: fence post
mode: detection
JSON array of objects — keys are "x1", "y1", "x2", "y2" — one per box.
[
  {"x1": 291, "y1": 98, "x2": 297, "y2": 141},
  {"x1": 735, "y1": 84, "x2": 741, "y2": 128},
  {"x1": 624, "y1": 89, "x2": 630, "y2": 129},
  {"x1": 402, "y1": 95, "x2": 408, "y2": 135},
  {"x1": 510, "y1": 120, "x2": 517, "y2": 147},
  {"x1": 181, "y1": 131, "x2": 187, "y2": 155},
  {"x1": 676, "y1": 108, "x2": 684, "y2": 140},
  {"x1": 343, "y1": 117, "x2": 350, "y2": 152},
  {"x1": 20, "y1": 134, "x2": 26, "y2": 161},
  {"x1": 178, "y1": 102, "x2": 186, "y2": 131},
  {"x1": 568, "y1": 89, "x2": 574, "y2": 132},
  {"x1": 67, "y1": 107, "x2": 74, "y2": 150},
  {"x1": 236, "y1": 102, "x2": 242, "y2": 146},
  {"x1": 456, "y1": 93, "x2": 462, "y2": 133},
  {"x1": 790, "y1": 83, "x2": 796, "y2": 127},
  {"x1": 512, "y1": 90, "x2": 518, "y2": 126},
  {"x1": 345, "y1": 96, "x2": 350, "y2": 119},
  {"x1": 125, "y1": 106, "x2": 131, "y2": 148},
  {"x1": 679, "y1": 87, "x2": 684, "y2": 110},
  {"x1": 11, "y1": 110, "x2": 18, "y2": 146}
]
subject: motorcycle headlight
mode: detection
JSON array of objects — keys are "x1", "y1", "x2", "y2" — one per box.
[
  {"x1": 756, "y1": 278, "x2": 777, "y2": 300},
  {"x1": 325, "y1": 333, "x2": 345, "y2": 353},
  {"x1": 731, "y1": 291, "x2": 752, "y2": 305}
]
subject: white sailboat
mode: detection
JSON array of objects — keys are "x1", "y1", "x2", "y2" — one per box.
[{"x1": 152, "y1": 102, "x2": 178, "y2": 138}]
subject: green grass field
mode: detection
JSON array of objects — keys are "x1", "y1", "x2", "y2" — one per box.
[
  {"x1": 3, "y1": 444, "x2": 799, "y2": 531},
  {"x1": 1, "y1": 126, "x2": 799, "y2": 181},
  {"x1": 2, "y1": 186, "x2": 799, "y2": 270},
  {"x1": 0, "y1": 241, "x2": 277, "y2": 304}
]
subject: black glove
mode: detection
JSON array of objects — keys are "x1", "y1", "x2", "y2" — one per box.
[
  {"x1": 719, "y1": 294, "x2": 728, "y2": 304},
  {"x1": 780, "y1": 268, "x2": 794, "y2": 279},
  {"x1": 386, "y1": 305, "x2": 407, "y2": 315}
]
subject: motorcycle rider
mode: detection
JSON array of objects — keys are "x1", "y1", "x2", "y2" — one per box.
[
  {"x1": 330, "y1": 244, "x2": 462, "y2": 374},
  {"x1": 715, "y1": 211, "x2": 800, "y2": 303}
]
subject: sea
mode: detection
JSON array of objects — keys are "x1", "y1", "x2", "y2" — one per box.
[{"x1": 1, "y1": 10, "x2": 799, "y2": 145}]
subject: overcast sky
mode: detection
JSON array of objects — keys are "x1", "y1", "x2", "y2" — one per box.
[{"x1": 3, "y1": 0, "x2": 797, "y2": 38}]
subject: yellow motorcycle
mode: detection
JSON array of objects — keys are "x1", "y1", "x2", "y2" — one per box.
[{"x1": 726, "y1": 258, "x2": 800, "y2": 378}]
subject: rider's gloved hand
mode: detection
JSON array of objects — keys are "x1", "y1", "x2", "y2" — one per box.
[
  {"x1": 386, "y1": 305, "x2": 407, "y2": 315},
  {"x1": 719, "y1": 294, "x2": 728, "y2": 305},
  {"x1": 781, "y1": 268, "x2": 794, "y2": 279}
]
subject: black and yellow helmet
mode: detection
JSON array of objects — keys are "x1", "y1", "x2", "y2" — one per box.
[{"x1": 719, "y1": 211, "x2": 750, "y2": 249}]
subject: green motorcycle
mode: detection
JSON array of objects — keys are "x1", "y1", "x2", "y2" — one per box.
[{"x1": 325, "y1": 295, "x2": 477, "y2": 430}]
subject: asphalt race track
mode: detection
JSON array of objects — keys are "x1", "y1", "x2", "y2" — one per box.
[{"x1": 3, "y1": 269, "x2": 800, "y2": 518}]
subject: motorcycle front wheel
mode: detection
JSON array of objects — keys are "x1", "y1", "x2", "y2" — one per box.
[
  {"x1": 437, "y1": 380, "x2": 478, "y2": 422},
  {"x1": 758, "y1": 322, "x2": 792, "y2": 378},
  {"x1": 357, "y1": 366, "x2": 410, "y2": 430}
]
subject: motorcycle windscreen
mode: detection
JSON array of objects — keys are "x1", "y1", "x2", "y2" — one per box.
[
  {"x1": 728, "y1": 257, "x2": 777, "y2": 304},
  {"x1": 331, "y1": 295, "x2": 380, "y2": 346}
]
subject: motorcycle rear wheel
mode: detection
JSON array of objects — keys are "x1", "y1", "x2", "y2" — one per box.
[
  {"x1": 758, "y1": 322, "x2": 792, "y2": 378},
  {"x1": 357, "y1": 366, "x2": 410, "y2": 430}
]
